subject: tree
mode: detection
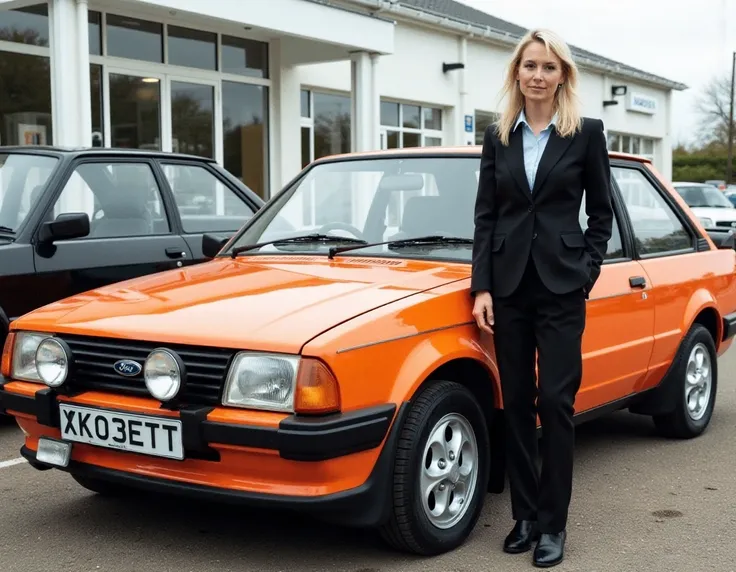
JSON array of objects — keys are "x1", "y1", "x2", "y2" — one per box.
[{"x1": 694, "y1": 74, "x2": 734, "y2": 149}]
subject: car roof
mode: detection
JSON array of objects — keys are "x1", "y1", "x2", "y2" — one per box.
[
  {"x1": 311, "y1": 145, "x2": 651, "y2": 164},
  {"x1": 0, "y1": 145, "x2": 218, "y2": 163}
]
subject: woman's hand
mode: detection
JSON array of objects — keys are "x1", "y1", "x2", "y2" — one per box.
[{"x1": 472, "y1": 291, "x2": 494, "y2": 334}]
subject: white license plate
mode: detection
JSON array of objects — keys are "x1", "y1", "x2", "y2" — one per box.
[{"x1": 59, "y1": 403, "x2": 184, "y2": 460}]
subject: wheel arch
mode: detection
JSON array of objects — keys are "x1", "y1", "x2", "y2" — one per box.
[{"x1": 683, "y1": 289, "x2": 722, "y2": 350}]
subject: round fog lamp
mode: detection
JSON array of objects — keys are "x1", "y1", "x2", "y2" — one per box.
[
  {"x1": 35, "y1": 338, "x2": 69, "y2": 387},
  {"x1": 144, "y1": 349, "x2": 183, "y2": 401}
]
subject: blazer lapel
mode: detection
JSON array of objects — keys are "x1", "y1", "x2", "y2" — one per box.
[
  {"x1": 506, "y1": 128, "x2": 533, "y2": 201},
  {"x1": 532, "y1": 129, "x2": 574, "y2": 195}
]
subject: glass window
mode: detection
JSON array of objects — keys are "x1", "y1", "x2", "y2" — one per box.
[
  {"x1": 106, "y1": 14, "x2": 163, "y2": 63},
  {"x1": 613, "y1": 167, "x2": 692, "y2": 255},
  {"x1": 301, "y1": 126, "x2": 311, "y2": 169},
  {"x1": 221, "y1": 35, "x2": 269, "y2": 78},
  {"x1": 0, "y1": 52, "x2": 53, "y2": 146},
  {"x1": 0, "y1": 4, "x2": 49, "y2": 47},
  {"x1": 167, "y1": 25, "x2": 216, "y2": 70},
  {"x1": 0, "y1": 153, "x2": 58, "y2": 233},
  {"x1": 578, "y1": 195, "x2": 625, "y2": 260},
  {"x1": 475, "y1": 111, "x2": 498, "y2": 145},
  {"x1": 380, "y1": 101, "x2": 399, "y2": 127},
  {"x1": 88, "y1": 11, "x2": 101, "y2": 55},
  {"x1": 301, "y1": 90, "x2": 310, "y2": 118},
  {"x1": 171, "y1": 82, "x2": 214, "y2": 158},
  {"x1": 222, "y1": 81, "x2": 269, "y2": 200},
  {"x1": 313, "y1": 92, "x2": 351, "y2": 159},
  {"x1": 381, "y1": 101, "x2": 443, "y2": 149},
  {"x1": 90, "y1": 65, "x2": 103, "y2": 147},
  {"x1": 161, "y1": 163, "x2": 255, "y2": 233},
  {"x1": 675, "y1": 185, "x2": 735, "y2": 209},
  {"x1": 109, "y1": 73, "x2": 161, "y2": 150},
  {"x1": 52, "y1": 162, "x2": 169, "y2": 238},
  {"x1": 423, "y1": 107, "x2": 442, "y2": 131}
]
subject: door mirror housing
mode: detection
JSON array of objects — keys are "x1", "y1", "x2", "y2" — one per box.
[
  {"x1": 202, "y1": 233, "x2": 231, "y2": 258},
  {"x1": 37, "y1": 212, "x2": 90, "y2": 244}
]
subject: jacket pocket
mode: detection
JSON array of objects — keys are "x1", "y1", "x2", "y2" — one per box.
[
  {"x1": 492, "y1": 234, "x2": 506, "y2": 252},
  {"x1": 560, "y1": 232, "x2": 585, "y2": 249}
]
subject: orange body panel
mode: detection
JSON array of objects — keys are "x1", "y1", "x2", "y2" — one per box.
[{"x1": 3, "y1": 148, "x2": 736, "y2": 508}]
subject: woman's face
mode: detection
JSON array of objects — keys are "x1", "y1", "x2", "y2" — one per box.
[{"x1": 516, "y1": 40, "x2": 566, "y2": 104}]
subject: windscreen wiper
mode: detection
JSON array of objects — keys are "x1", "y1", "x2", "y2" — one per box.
[
  {"x1": 0, "y1": 225, "x2": 14, "y2": 234},
  {"x1": 231, "y1": 233, "x2": 367, "y2": 258},
  {"x1": 328, "y1": 235, "x2": 473, "y2": 259}
]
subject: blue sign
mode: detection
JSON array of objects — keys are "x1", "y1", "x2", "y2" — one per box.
[{"x1": 464, "y1": 115, "x2": 473, "y2": 133}]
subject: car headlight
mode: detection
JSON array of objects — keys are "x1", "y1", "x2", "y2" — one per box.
[
  {"x1": 699, "y1": 217, "x2": 714, "y2": 228},
  {"x1": 11, "y1": 332, "x2": 52, "y2": 383},
  {"x1": 144, "y1": 349, "x2": 183, "y2": 402},
  {"x1": 222, "y1": 352, "x2": 300, "y2": 412},
  {"x1": 35, "y1": 338, "x2": 70, "y2": 387}
]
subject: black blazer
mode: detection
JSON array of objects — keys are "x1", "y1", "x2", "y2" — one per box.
[{"x1": 471, "y1": 117, "x2": 614, "y2": 299}]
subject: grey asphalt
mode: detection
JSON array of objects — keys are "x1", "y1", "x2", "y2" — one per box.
[{"x1": 1, "y1": 350, "x2": 735, "y2": 572}]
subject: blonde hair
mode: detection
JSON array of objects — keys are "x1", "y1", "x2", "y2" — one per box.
[{"x1": 495, "y1": 29, "x2": 582, "y2": 146}]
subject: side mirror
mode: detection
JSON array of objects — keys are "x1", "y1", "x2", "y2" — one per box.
[
  {"x1": 705, "y1": 228, "x2": 736, "y2": 250},
  {"x1": 37, "y1": 212, "x2": 90, "y2": 244},
  {"x1": 202, "y1": 233, "x2": 230, "y2": 258}
]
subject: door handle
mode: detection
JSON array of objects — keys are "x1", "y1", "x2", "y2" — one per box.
[
  {"x1": 165, "y1": 247, "x2": 187, "y2": 259},
  {"x1": 629, "y1": 276, "x2": 646, "y2": 288}
]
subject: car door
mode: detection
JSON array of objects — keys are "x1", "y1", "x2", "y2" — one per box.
[
  {"x1": 610, "y1": 162, "x2": 705, "y2": 392},
  {"x1": 31, "y1": 158, "x2": 192, "y2": 309},
  {"x1": 574, "y1": 188, "x2": 656, "y2": 413},
  {"x1": 155, "y1": 160, "x2": 260, "y2": 265}
]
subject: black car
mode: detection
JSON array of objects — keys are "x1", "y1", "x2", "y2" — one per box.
[{"x1": 0, "y1": 146, "x2": 264, "y2": 347}]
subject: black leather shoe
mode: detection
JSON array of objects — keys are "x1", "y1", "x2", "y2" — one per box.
[
  {"x1": 503, "y1": 520, "x2": 540, "y2": 554},
  {"x1": 533, "y1": 530, "x2": 566, "y2": 568}
]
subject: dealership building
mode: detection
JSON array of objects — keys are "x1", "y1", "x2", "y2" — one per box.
[{"x1": 0, "y1": 0, "x2": 686, "y2": 200}]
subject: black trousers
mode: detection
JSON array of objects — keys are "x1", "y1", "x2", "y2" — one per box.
[{"x1": 492, "y1": 253, "x2": 586, "y2": 533}]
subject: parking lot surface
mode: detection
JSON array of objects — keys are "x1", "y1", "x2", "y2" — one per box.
[{"x1": 2, "y1": 351, "x2": 736, "y2": 572}]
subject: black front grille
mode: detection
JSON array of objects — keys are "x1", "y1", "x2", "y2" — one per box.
[
  {"x1": 715, "y1": 221, "x2": 736, "y2": 228},
  {"x1": 58, "y1": 334, "x2": 236, "y2": 406}
]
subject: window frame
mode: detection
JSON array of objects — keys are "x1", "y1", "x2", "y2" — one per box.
[
  {"x1": 610, "y1": 160, "x2": 699, "y2": 260},
  {"x1": 157, "y1": 159, "x2": 259, "y2": 234},
  {"x1": 37, "y1": 156, "x2": 176, "y2": 241},
  {"x1": 379, "y1": 99, "x2": 444, "y2": 149}
]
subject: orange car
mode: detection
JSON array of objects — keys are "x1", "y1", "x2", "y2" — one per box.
[{"x1": 2, "y1": 147, "x2": 736, "y2": 556}]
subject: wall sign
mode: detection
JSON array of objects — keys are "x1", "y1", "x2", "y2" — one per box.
[
  {"x1": 627, "y1": 92, "x2": 657, "y2": 115},
  {"x1": 464, "y1": 115, "x2": 473, "y2": 132}
]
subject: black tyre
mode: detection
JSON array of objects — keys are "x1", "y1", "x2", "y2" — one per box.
[
  {"x1": 653, "y1": 324, "x2": 717, "y2": 439},
  {"x1": 379, "y1": 380, "x2": 490, "y2": 555}
]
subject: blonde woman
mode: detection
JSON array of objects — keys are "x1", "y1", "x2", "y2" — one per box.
[{"x1": 470, "y1": 29, "x2": 613, "y2": 567}]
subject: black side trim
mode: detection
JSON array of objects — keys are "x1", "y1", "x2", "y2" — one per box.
[
  {"x1": 35, "y1": 388, "x2": 59, "y2": 427},
  {"x1": 20, "y1": 401, "x2": 411, "y2": 528},
  {"x1": 279, "y1": 404, "x2": 397, "y2": 461},
  {"x1": 723, "y1": 312, "x2": 736, "y2": 342},
  {"x1": 201, "y1": 420, "x2": 279, "y2": 450}
]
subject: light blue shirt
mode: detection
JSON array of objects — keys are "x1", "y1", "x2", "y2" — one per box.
[{"x1": 514, "y1": 109, "x2": 557, "y2": 190}]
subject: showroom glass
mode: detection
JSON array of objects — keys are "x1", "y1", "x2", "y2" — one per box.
[
  {"x1": 228, "y1": 157, "x2": 479, "y2": 261},
  {"x1": 0, "y1": 153, "x2": 58, "y2": 232},
  {"x1": 171, "y1": 82, "x2": 215, "y2": 159},
  {"x1": 109, "y1": 74, "x2": 162, "y2": 150},
  {"x1": 52, "y1": 162, "x2": 169, "y2": 238},
  {"x1": 222, "y1": 81, "x2": 269, "y2": 200},
  {"x1": 612, "y1": 167, "x2": 692, "y2": 255},
  {"x1": 161, "y1": 163, "x2": 255, "y2": 233}
]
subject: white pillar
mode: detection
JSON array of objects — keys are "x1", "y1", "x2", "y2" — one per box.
[
  {"x1": 456, "y1": 36, "x2": 473, "y2": 146},
  {"x1": 48, "y1": 0, "x2": 91, "y2": 147},
  {"x1": 350, "y1": 51, "x2": 376, "y2": 152},
  {"x1": 270, "y1": 38, "x2": 302, "y2": 196}
]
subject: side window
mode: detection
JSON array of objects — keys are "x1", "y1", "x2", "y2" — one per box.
[
  {"x1": 161, "y1": 164, "x2": 255, "y2": 233},
  {"x1": 578, "y1": 195, "x2": 625, "y2": 260},
  {"x1": 612, "y1": 167, "x2": 692, "y2": 256},
  {"x1": 53, "y1": 162, "x2": 169, "y2": 239}
]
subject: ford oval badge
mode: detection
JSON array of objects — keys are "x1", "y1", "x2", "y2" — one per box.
[{"x1": 113, "y1": 359, "x2": 143, "y2": 377}]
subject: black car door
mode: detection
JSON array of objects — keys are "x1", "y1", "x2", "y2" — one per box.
[
  {"x1": 154, "y1": 160, "x2": 260, "y2": 265},
  {"x1": 31, "y1": 158, "x2": 192, "y2": 308}
]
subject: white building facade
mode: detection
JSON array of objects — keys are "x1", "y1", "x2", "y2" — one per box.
[{"x1": 0, "y1": 0, "x2": 686, "y2": 201}]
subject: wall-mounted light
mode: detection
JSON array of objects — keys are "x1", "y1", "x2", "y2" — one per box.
[
  {"x1": 611, "y1": 85, "x2": 627, "y2": 96},
  {"x1": 603, "y1": 100, "x2": 619, "y2": 107},
  {"x1": 443, "y1": 62, "x2": 465, "y2": 73}
]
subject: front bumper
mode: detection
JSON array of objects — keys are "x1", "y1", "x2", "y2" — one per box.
[{"x1": 0, "y1": 379, "x2": 406, "y2": 527}]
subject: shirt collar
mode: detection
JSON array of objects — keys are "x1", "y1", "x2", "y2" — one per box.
[{"x1": 514, "y1": 109, "x2": 558, "y2": 132}]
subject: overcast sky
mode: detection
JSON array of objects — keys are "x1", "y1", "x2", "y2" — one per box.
[{"x1": 458, "y1": 0, "x2": 735, "y2": 146}]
